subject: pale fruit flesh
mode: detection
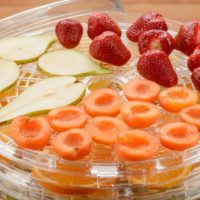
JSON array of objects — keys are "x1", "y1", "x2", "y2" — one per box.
[
  {"x1": 0, "y1": 59, "x2": 20, "y2": 93},
  {"x1": 0, "y1": 77, "x2": 85, "y2": 123},
  {"x1": 38, "y1": 49, "x2": 112, "y2": 76},
  {"x1": 0, "y1": 35, "x2": 56, "y2": 64}
]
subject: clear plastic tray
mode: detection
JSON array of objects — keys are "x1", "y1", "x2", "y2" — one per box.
[
  {"x1": 0, "y1": 0, "x2": 200, "y2": 199},
  {"x1": 0, "y1": 156, "x2": 200, "y2": 200}
]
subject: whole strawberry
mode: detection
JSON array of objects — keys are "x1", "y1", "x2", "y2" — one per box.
[
  {"x1": 138, "y1": 30, "x2": 174, "y2": 55},
  {"x1": 87, "y1": 12, "x2": 121, "y2": 39},
  {"x1": 137, "y1": 50, "x2": 178, "y2": 87},
  {"x1": 56, "y1": 19, "x2": 83, "y2": 48},
  {"x1": 188, "y1": 45, "x2": 200, "y2": 71},
  {"x1": 191, "y1": 67, "x2": 200, "y2": 91},
  {"x1": 89, "y1": 31, "x2": 131, "y2": 66},
  {"x1": 127, "y1": 12, "x2": 168, "y2": 42},
  {"x1": 175, "y1": 21, "x2": 200, "y2": 56}
]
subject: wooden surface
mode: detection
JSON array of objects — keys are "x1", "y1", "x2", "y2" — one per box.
[{"x1": 0, "y1": 0, "x2": 200, "y2": 22}]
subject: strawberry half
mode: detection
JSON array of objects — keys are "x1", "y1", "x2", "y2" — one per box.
[
  {"x1": 175, "y1": 21, "x2": 200, "y2": 56},
  {"x1": 127, "y1": 12, "x2": 168, "y2": 42},
  {"x1": 191, "y1": 67, "x2": 200, "y2": 91},
  {"x1": 138, "y1": 30, "x2": 174, "y2": 55},
  {"x1": 137, "y1": 50, "x2": 178, "y2": 87},
  {"x1": 89, "y1": 31, "x2": 131, "y2": 66},
  {"x1": 87, "y1": 12, "x2": 121, "y2": 40},
  {"x1": 56, "y1": 19, "x2": 83, "y2": 48},
  {"x1": 188, "y1": 45, "x2": 200, "y2": 71}
]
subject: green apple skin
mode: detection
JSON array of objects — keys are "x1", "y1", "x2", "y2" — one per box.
[
  {"x1": 0, "y1": 71, "x2": 22, "y2": 94},
  {"x1": 0, "y1": 80, "x2": 18, "y2": 94},
  {"x1": 38, "y1": 65, "x2": 112, "y2": 78},
  {"x1": 7, "y1": 195, "x2": 17, "y2": 200}
]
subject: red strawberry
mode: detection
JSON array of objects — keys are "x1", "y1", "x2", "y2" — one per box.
[
  {"x1": 127, "y1": 12, "x2": 168, "y2": 42},
  {"x1": 137, "y1": 50, "x2": 178, "y2": 87},
  {"x1": 87, "y1": 12, "x2": 121, "y2": 39},
  {"x1": 188, "y1": 45, "x2": 200, "y2": 71},
  {"x1": 89, "y1": 31, "x2": 131, "y2": 66},
  {"x1": 56, "y1": 19, "x2": 83, "y2": 48},
  {"x1": 138, "y1": 30, "x2": 174, "y2": 55},
  {"x1": 191, "y1": 67, "x2": 200, "y2": 91},
  {"x1": 174, "y1": 21, "x2": 200, "y2": 56}
]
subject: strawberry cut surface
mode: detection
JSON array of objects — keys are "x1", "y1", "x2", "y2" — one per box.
[{"x1": 138, "y1": 30, "x2": 174, "y2": 55}]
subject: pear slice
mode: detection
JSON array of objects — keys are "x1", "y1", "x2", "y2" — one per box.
[
  {"x1": 0, "y1": 59, "x2": 20, "y2": 93},
  {"x1": 38, "y1": 49, "x2": 112, "y2": 77},
  {"x1": 0, "y1": 76, "x2": 85, "y2": 123},
  {"x1": 0, "y1": 35, "x2": 56, "y2": 64}
]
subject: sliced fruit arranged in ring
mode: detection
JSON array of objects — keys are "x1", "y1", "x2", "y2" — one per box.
[
  {"x1": 0, "y1": 76, "x2": 85, "y2": 123},
  {"x1": 158, "y1": 86, "x2": 198, "y2": 112},
  {"x1": 160, "y1": 122, "x2": 199, "y2": 151},
  {"x1": 0, "y1": 35, "x2": 56, "y2": 64},
  {"x1": 0, "y1": 59, "x2": 20, "y2": 93},
  {"x1": 84, "y1": 88, "x2": 122, "y2": 117},
  {"x1": 52, "y1": 128, "x2": 92, "y2": 160},
  {"x1": 180, "y1": 104, "x2": 200, "y2": 130},
  {"x1": 1, "y1": 12, "x2": 200, "y2": 194},
  {"x1": 86, "y1": 116, "x2": 129, "y2": 145},
  {"x1": 38, "y1": 49, "x2": 111, "y2": 76},
  {"x1": 116, "y1": 129, "x2": 159, "y2": 161},
  {"x1": 10, "y1": 116, "x2": 52, "y2": 150},
  {"x1": 123, "y1": 79, "x2": 160, "y2": 103},
  {"x1": 120, "y1": 101, "x2": 161, "y2": 128},
  {"x1": 47, "y1": 106, "x2": 88, "y2": 132}
]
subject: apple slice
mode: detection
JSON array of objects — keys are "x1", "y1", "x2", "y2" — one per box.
[
  {"x1": 0, "y1": 76, "x2": 85, "y2": 123},
  {"x1": 0, "y1": 59, "x2": 20, "y2": 93},
  {"x1": 0, "y1": 35, "x2": 56, "y2": 64},
  {"x1": 38, "y1": 49, "x2": 112, "y2": 76}
]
